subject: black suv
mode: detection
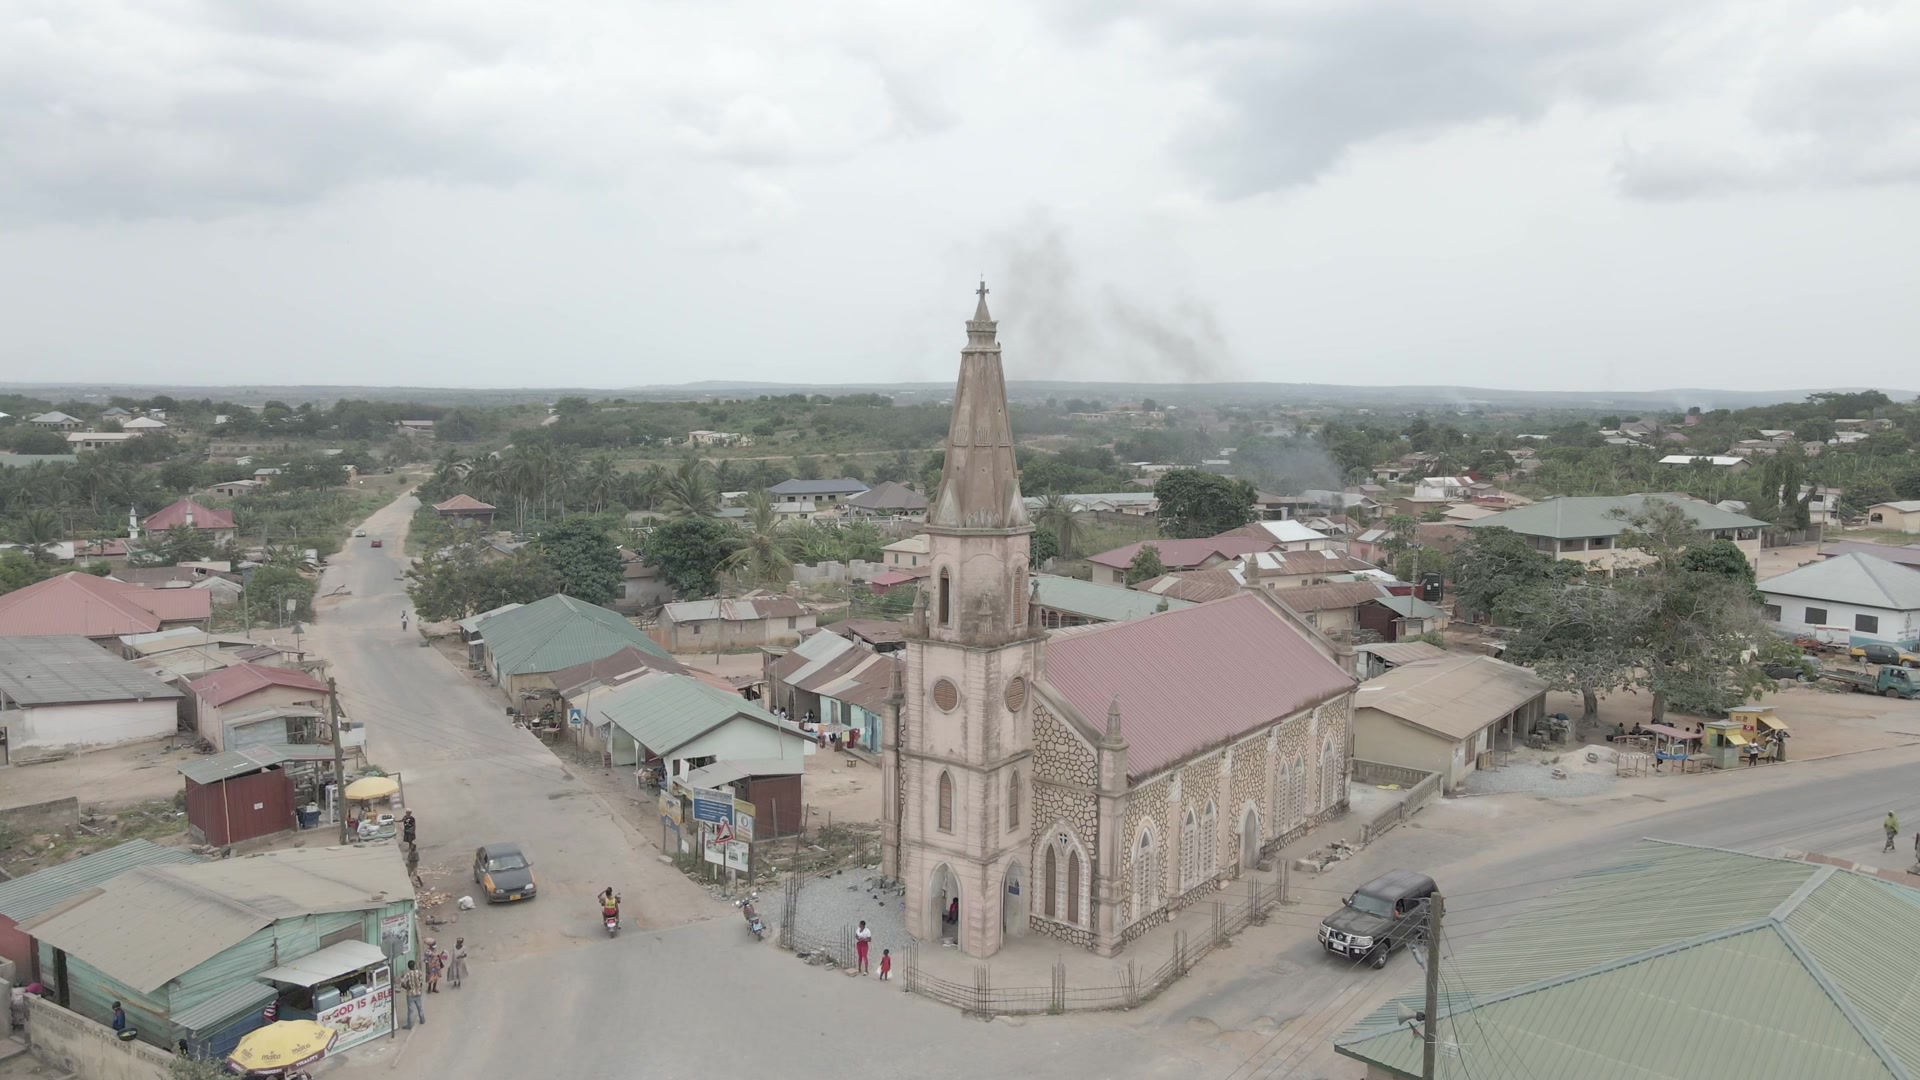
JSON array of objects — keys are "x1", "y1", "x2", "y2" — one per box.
[{"x1": 1319, "y1": 869, "x2": 1437, "y2": 969}]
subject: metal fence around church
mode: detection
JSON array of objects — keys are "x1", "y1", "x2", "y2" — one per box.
[{"x1": 779, "y1": 875, "x2": 1286, "y2": 1016}]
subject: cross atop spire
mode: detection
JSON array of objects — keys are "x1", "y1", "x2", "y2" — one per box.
[{"x1": 974, "y1": 279, "x2": 991, "y2": 320}]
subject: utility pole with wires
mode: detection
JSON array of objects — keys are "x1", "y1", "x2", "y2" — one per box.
[
  {"x1": 330, "y1": 677, "x2": 347, "y2": 844},
  {"x1": 1423, "y1": 890, "x2": 1445, "y2": 1080}
]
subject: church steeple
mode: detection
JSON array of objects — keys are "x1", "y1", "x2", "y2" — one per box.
[{"x1": 929, "y1": 281, "x2": 1029, "y2": 533}]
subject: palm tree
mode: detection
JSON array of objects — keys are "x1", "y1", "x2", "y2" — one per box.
[
  {"x1": 583, "y1": 456, "x2": 620, "y2": 514},
  {"x1": 721, "y1": 491, "x2": 796, "y2": 586},
  {"x1": 12, "y1": 508, "x2": 63, "y2": 562},
  {"x1": 1034, "y1": 493, "x2": 1083, "y2": 561},
  {"x1": 660, "y1": 457, "x2": 720, "y2": 519}
]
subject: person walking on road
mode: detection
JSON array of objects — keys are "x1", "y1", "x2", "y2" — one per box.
[
  {"x1": 449, "y1": 938, "x2": 469, "y2": 989},
  {"x1": 399, "y1": 962, "x2": 426, "y2": 1029},
  {"x1": 856, "y1": 920, "x2": 872, "y2": 974},
  {"x1": 424, "y1": 940, "x2": 444, "y2": 993},
  {"x1": 1886, "y1": 812, "x2": 1901, "y2": 852}
]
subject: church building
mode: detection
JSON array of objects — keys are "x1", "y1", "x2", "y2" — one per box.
[{"x1": 880, "y1": 286, "x2": 1359, "y2": 959}]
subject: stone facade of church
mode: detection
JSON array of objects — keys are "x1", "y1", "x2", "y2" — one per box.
[{"x1": 881, "y1": 286, "x2": 1356, "y2": 959}]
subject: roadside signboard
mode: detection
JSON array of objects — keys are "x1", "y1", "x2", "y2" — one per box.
[
  {"x1": 724, "y1": 841, "x2": 749, "y2": 873},
  {"x1": 734, "y1": 800, "x2": 755, "y2": 844},
  {"x1": 691, "y1": 786, "x2": 734, "y2": 825},
  {"x1": 567, "y1": 708, "x2": 584, "y2": 728},
  {"x1": 713, "y1": 819, "x2": 733, "y2": 845},
  {"x1": 702, "y1": 822, "x2": 726, "y2": 866},
  {"x1": 658, "y1": 788, "x2": 682, "y2": 825}
]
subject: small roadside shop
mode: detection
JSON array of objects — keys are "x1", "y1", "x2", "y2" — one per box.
[{"x1": 257, "y1": 939, "x2": 395, "y2": 1052}]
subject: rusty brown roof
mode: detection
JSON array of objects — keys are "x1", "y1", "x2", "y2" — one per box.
[
  {"x1": 1274, "y1": 580, "x2": 1385, "y2": 612},
  {"x1": 1043, "y1": 592, "x2": 1354, "y2": 778},
  {"x1": 1133, "y1": 571, "x2": 1243, "y2": 604},
  {"x1": 1088, "y1": 536, "x2": 1274, "y2": 570}
]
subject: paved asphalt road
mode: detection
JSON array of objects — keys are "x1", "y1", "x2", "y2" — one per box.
[{"x1": 309, "y1": 492, "x2": 1920, "y2": 1080}]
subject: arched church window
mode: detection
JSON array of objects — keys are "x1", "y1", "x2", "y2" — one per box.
[
  {"x1": 1043, "y1": 844, "x2": 1057, "y2": 918},
  {"x1": 1134, "y1": 828, "x2": 1159, "y2": 914},
  {"x1": 1067, "y1": 850, "x2": 1082, "y2": 925},
  {"x1": 1180, "y1": 809, "x2": 1199, "y2": 891},
  {"x1": 937, "y1": 770, "x2": 954, "y2": 832},
  {"x1": 1201, "y1": 801, "x2": 1218, "y2": 880},
  {"x1": 1007, "y1": 770, "x2": 1021, "y2": 829},
  {"x1": 938, "y1": 569, "x2": 952, "y2": 626}
]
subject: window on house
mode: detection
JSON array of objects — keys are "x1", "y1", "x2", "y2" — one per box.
[
  {"x1": 1856, "y1": 614, "x2": 1881, "y2": 634},
  {"x1": 1043, "y1": 845, "x2": 1057, "y2": 919},
  {"x1": 691, "y1": 623, "x2": 701, "y2": 635},
  {"x1": 1762, "y1": 604, "x2": 1782, "y2": 621},
  {"x1": 1067, "y1": 851, "x2": 1081, "y2": 925},
  {"x1": 937, "y1": 771, "x2": 953, "y2": 832},
  {"x1": 786, "y1": 616, "x2": 796, "y2": 630},
  {"x1": 1007, "y1": 770, "x2": 1020, "y2": 828},
  {"x1": 1805, "y1": 607, "x2": 1828, "y2": 625}
]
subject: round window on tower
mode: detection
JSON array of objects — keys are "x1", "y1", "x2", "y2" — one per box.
[
  {"x1": 932, "y1": 678, "x2": 960, "y2": 712},
  {"x1": 1004, "y1": 676, "x2": 1028, "y2": 713}
]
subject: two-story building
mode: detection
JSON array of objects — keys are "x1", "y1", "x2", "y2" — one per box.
[{"x1": 1461, "y1": 494, "x2": 1765, "y2": 573}]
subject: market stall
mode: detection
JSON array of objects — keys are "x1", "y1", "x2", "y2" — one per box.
[
  {"x1": 257, "y1": 941, "x2": 394, "y2": 1052},
  {"x1": 343, "y1": 775, "x2": 403, "y2": 841}
]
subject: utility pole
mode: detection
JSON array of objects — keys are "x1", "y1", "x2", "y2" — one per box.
[
  {"x1": 1423, "y1": 890, "x2": 1445, "y2": 1080},
  {"x1": 330, "y1": 677, "x2": 347, "y2": 844}
]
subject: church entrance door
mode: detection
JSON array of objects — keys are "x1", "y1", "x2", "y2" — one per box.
[
  {"x1": 929, "y1": 864, "x2": 961, "y2": 947},
  {"x1": 1241, "y1": 807, "x2": 1261, "y2": 871}
]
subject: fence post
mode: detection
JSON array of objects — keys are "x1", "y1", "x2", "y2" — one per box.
[
  {"x1": 1125, "y1": 960, "x2": 1138, "y2": 1009},
  {"x1": 973, "y1": 966, "x2": 989, "y2": 1017},
  {"x1": 1213, "y1": 900, "x2": 1226, "y2": 947},
  {"x1": 1050, "y1": 960, "x2": 1066, "y2": 1015},
  {"x1": 1249, "y1": 878, "x2": 1265, "y2": 925},
  {"x1": 1279, "y1": 859, "x2": 1289, "y2": 905}
]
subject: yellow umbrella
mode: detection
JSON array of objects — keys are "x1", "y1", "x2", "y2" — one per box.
[
  {"x1": 229, "y1": 1020, "x2": 337, "y2": 1074},
  {"x1": 343, "y1": 776, "x2": 399, "y2": 801}
]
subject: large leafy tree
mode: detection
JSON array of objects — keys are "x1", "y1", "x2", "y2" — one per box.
[
  {"x1": 534, "y1": 516, "x2": 624, "y2": 605},
  {"x1": 640, "y1": 517, "x2": 736, "y2": 597},
  {"x1": 1448, "y1": 526, "x2": 1577, "y2": 621},
  {"x1": 406, "y1": 545, "x2": 564, "y2": 621},
  {"x1": 1613, "y1": 499, "x2": 1774, "y2": 721},
  {"x1": 1125, "y1": 543, "x2": 1166, "y2": 586},
  {"x1": 1496, "y1": 580, "x2": 1646, "y2": 726},
  {"x1": 1153, "y1": 469, "x2": 1254, "y2": 538}
]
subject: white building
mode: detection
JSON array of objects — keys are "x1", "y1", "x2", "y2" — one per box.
[
  {"x1": 0, "y1": 636, "x2": 184, "y2": 759},
  {"x1": 1246, "y1": 519, "x2": 1336, "y2": 551},
  {"x1": 1760, "y1": 553, "x2": 1920, "y2": 648}
]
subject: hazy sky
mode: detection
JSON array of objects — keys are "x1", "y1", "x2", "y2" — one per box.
[{"x1": 3, "y1": 0, "x2": 1917, "y2": 392}]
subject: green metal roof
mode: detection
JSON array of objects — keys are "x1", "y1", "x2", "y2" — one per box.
[
  {"x1": 1371, "y1": 594, "x2": 1445, "y2": 620},
  {"x1": 1031, "y1": 574, "x2": 1193, "y2": 623},
  {"x1": 477, "y1": 593, "x2": 670, "y2": 676},
  {"x1": 0, "y1": 840, "x2": 202, "y2": 921},
  {"x1": 169, "y1": 977, "x2": 277, "y2": 1032},
  {"x1": 1336, "y1": 841, "x2": 1920, "y2": 1080},
  {"x1": 1460, "y1": 493, "x2": 1768, "y2": 540},
  {"x1": 596, "y1": 672, "x2": 808, "y2": 757}
]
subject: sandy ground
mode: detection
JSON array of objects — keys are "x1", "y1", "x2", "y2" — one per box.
[
  {"x1": 1548, "y1": 682, "x2": 1920, "y2": 762},
  {"x1": 0, "y1": 737, "x2": 202, "y2": 813}
]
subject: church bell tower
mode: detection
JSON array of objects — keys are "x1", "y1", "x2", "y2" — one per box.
[{"x1": 884, "y1": 283, "x2": 1042, "y2": 958}]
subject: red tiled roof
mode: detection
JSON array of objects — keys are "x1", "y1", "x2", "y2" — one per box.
[
  {"x1": 869, "y1": 571, "x2": 918, "y2": 587},
  {"x1": 1043, "y1": 592, "x2": 1354, "y2": 778},
  {"x1": 1275, "y1": 581, "x2": 1385, "y2": 612},
  {"x1": 434, "y1": 494, "x2": 496, "y2": 512},
  {"x1": 75, "y1": 538, "x2": 130, "y2": 558},
  {"x1": 143, "y1": 499, "x2": 235, "y2": 532},
  {"x1": 187, "y1": 663, "x2": 329, "y2": 707},
  {"x1": 0, "y1": 572, "x2": 211, "y2": 638},
  {"x1": 1087, "y1": 536, "x2": 1275, "y2": 570}
]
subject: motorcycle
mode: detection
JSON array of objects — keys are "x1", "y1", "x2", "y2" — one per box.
[
  {"x1": 741, "y1": 900, "x2": 764, "y2": 941},
  {"x1": 605, "y1": 911, "x2": 620, "y2": 937}
]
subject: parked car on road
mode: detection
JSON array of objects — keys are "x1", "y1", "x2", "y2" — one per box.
[
  {"x1": 1849, "y1": 643, "x2": 1920, "y2": 668},
  {"x1": 370, "y1": 539, "x2": 383, "y2": 548},
  {"x1": 473, "y1": 843, "x2": 537, "y2": 902},
  {"x1": 1319, "y1": 870, "x2": 1436, "y2": 969}
]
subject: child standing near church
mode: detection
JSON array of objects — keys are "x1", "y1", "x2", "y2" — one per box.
[{"x1": 879, "y1": 948, "x2": 892, "y2": 981}]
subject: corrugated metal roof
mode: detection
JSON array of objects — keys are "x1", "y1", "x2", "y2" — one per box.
[
  {"x1": 169, "y1": 978, "x2": 278, "y2": 1031},
  {"x1": 1134, "y1": 571, "x2": 1243, "y2": 604},
  {"x1": 682, "y1": 758, "x2": 806, "y2": 787},
  {"x1": 1354, "y1": 640, "x2": 1449, "y2": 667},
  {"x1": 177, "y1": 743, "x2": 334, "y2": 785},
  {"x1": 1337, "y1": 841, "x2": 1920, "y2": 1080},
  {"x1": 433, "y1": 494, "x2": 495, "y2": 511},
  {"x1": 143, "y1": 499, "x2": 235, "y2": 532},
  {"x1": 20, "y1": 846, "x2": 412, "y2": 994},
  {"x1": 187, "y1": 663, "x2": 328, "y2": 707},
  {"x1": 1370, "y1": 594, "x2": 1445, "y2": 619},
  {"x1": 477, "y1": 594, "x2": 671, "y2": 675},
  {"x1": 1270, "y1": 580, "x2": 1383, "y2": 613},
  {"x1": 768, "y1": 478, "x2": 869, "y2": 496},
  {"x1": 1352, "y1": 654, "x2": 1545, "y2": 740},
  {"x1": 596, "y1": 672, "x2": 809, "y2": 758},
  {"x1": 1463, "y1": 493, "x2": 1768, "y2": 540},
  {"x1": 0, "y1": 840, "x2": 201, "y2": 921},
  {"x1": 1087, "y1": 536, "x2": 1273, "y2": 570},
  {"x1": 0, "y1": 572, "x2": 210, "y2": 637},
  {"x1": 0, "y1": 635, "x2": 183, "y2": 705},
  {"x1": 1031, "y1": 574, "x2": 1193, "y2": 623},
  {"x1": 547, "y1": 645, "x2": 685, "y2": 697},
  {"x1": 119, "y1": 628, "x2": 259, "y2": 656},
  {"x1": 1251, "y1": 520, "x2": 1331, "y2": 544},
  {"x1": 455, "y1": 602, "x2": 522, "y2": 635},
  {"x1": 846, "y1": 481, "x2": 927, "y2": 511},
  {"x1": 1043, "y1": 591, "x2": 1354, "y2": 778},
  {"x1": 1820, "y1": 543, "x2": 1920, "y2": 570},
  {"x1": 1761, "y1": 553, "x2": 1920, "y2": 611},
  {"x1": 664, "y1": 594, "x2": 808, "y2": 623}
]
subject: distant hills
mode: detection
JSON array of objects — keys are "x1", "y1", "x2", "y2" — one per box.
[{"x1": 1, "y1": 379, "x2": 1911, "y2": 412}]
